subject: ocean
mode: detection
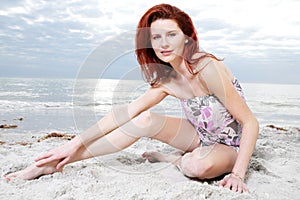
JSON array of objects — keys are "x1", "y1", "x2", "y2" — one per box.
[{"x1": 0, "y1": 78, "x2": 299, "y2": 135}]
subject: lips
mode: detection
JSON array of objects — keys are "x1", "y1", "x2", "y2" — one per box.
[{"x1": 161, "y1": 50, "x2": 173, "y2": 56}]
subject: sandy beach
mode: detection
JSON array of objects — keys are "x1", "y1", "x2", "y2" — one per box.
[{"x1": 0, "y1": 123, "x2": 299, "y2": 200}]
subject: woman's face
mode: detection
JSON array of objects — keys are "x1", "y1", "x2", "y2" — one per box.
[{"x1": 150, "y1": 19, "x2": 186, "y2": 64}]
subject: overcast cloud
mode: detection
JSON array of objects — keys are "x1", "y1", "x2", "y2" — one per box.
[{"x1": 0, "y1": 0, "x2": 299, "y2": 84}]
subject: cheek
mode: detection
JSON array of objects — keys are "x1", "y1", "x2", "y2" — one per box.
[
  {"x1": 173, "y1": 36, "x2": 185, "y2": 49},
  {"x1": 151, "y1": 39, "x2": 160, "y2": 50},
  {"x1": 153, "y1": 48, "x2": 161, "y2": 58},
  {"x1": 174, "y1": 40, "x2": 186, "y2": 55},
  {"x1": 151, "y1": 42, "x2": 159, "y2": 53}
]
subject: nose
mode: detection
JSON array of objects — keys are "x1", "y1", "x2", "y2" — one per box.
[{"x1": 161, "y1": 37, "x2": 169, "y2": 49}]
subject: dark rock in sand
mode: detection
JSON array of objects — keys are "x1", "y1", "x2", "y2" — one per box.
[
  {"x1": 0, "y1": 124, "x2": 18, "y2": 129},
  {"x1": 37, "y1": 132, "x2": 76, "y2": 142},
  {"x1": 266, "y1": 124, "x2": 288, "y2": 131},
  {"x1": 13, "y1": 117, "x2": 23, "y2": 121}
]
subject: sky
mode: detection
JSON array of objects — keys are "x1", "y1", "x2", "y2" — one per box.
[{"x1": 0, "y1": 0, "x2": 299, "y2": 84}]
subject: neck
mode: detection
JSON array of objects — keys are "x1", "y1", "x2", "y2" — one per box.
[{"x1": 170, "y1": 58, "x2": 193, "y2": 79}]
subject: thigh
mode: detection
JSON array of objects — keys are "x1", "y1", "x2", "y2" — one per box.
[{"x1": 148, "y1": 113, "x2": 200, "y2": 152}]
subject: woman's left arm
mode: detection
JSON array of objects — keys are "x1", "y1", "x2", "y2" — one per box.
[{"x1": 201, "y1": 60, "x2": 259, "y2": 192}]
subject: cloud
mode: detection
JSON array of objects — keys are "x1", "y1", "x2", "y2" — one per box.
[{"x1": 0, "y1": 0, "x2": 299, "y2": 83}]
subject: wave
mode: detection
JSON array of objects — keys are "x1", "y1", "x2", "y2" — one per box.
[
  {"x1": 0, "y1": 100, "x2": 72, "y2": 110},
  {"x1": 73, "y1": 102, "x2": 112, "y2": 107},
  {"x1": 0, "y1": 101, "x2": 115, "y2": 112},
  {"x1": 0, "y1": 91, "x2": 39, "y2": 98},
  {"x1": 250, "y1": 100, "x2": 300, "y2": 108}
]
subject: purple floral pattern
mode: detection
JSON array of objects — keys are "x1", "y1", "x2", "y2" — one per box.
[{"x1": 181, "y1": 78, "x2": 244, "y2": 149}]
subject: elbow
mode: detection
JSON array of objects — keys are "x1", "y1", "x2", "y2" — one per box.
[
  {"x1": 253, "y1": 117, "x2": 259, "y2": 138},
  {"x1": 241, "y1": 115, "x2": 259, "y2": 138},
  {"x1": 249, "y1": 116, "x2": 260, "y2": 139},
  {"x1": 252, "y1": 115, "x2": 259, "y2": 129}
]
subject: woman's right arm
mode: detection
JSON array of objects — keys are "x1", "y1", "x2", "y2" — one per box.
[{"x1": 35, "y1": 86, "x2": 168, "y2": 168}]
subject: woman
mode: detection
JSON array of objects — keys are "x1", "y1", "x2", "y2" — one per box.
[{"x1": 4, "y1": 4, "x2": 258, "y2": 193}]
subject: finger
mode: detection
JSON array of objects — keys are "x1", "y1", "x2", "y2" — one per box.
[
  {"x1": 35, "y1": 157, "x2": 55, "y2": 167},
  {"x1": 34, "y1": 153, "x2": 52, "y2": 162},
  {"x1": 56, "y1": 157, "x2": 70, "y2": 171},
  {"x1": 231, "y1": 183, "x2": 238, "y2": 192},
  {"x1": 220, "y1": 175, "x2": 230, "y2": 186},
  {"x1": 237, "y1": 184, "x2": 243, "y2": 193},
  {"x1": 224, "y1": 181, "x2": 232, "y2": 190},
  {"x1": 243, "y1": 183, "x2": 249, "y2": 193},
  {"x1": 219, "y1": 179, "x2": 227, "y2": 187}
]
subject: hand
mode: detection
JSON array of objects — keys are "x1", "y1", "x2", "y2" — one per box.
[
  {"x1": 34, "y1": 140, "x2": 80, "y2": 171},
  {"x1": 219, "y1": 173, "x2": 249, "y2": 193}
]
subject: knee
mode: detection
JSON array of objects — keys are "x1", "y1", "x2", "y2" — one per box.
[
  {"x1": 180, "y1": 153, "x2": 213, "y2": 179},
  {"x1": 129, "y1": 111, "x2": 157, "y2": 137},
  {"x1": 125, "y1": 111, "x2": 164, "y2": 138},
  {"x1": 133, "y1": 111, "x2": 152, "y2": 129}
]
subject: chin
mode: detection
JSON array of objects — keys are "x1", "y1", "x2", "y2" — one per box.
[{"x1": 158, "y1": 55, "x2": 176, "y2": 63}]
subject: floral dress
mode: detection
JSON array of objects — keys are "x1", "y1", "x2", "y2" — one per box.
[{"x1": 180, "y1": 78, "x2": 245, "y2": 151}]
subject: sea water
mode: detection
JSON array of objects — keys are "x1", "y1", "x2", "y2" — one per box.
[{"x1": 0, "y1": 78, "x2": 299, "y2": 135}]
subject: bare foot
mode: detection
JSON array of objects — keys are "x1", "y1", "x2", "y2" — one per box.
[
  {"x1": 4, "y1": 162, "x2": 61, "y2": 181},
  {"x1": 142, "y1": 151, "x2": 183, "y2": 163}
]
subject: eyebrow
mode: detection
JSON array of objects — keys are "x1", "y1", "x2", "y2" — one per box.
[{"x1": 151, "y1": 30, "x2": 178, "y2": 35}]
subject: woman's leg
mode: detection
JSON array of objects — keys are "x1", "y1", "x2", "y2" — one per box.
[
  {"x1": 143, "y1": 143, "x2": 238, "y2": 179},
  {"x1": 4, "y1": 111, "x2": 199, "y2": 180},
  {"x1": 71, "y1": 111, "x2": 200, "y2": 162},
  {"x1": 180, "y1": 144, "x2": 238, "y2": 179}
]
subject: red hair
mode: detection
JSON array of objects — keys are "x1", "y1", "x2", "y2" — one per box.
[{"x1": 135, "y1": 4, "x2": 218, "y2": 86}]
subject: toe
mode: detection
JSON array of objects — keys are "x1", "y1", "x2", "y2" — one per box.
[{"x1": 3, "y1": 176, "x2": 11, "y2": 182}]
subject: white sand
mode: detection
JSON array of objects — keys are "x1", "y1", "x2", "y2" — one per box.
[{"x1": 0, "y1": 125, "x2": 299, "y2": 200}]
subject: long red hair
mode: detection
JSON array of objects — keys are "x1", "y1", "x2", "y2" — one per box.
[{"x1": 136, "y1": 4, "x2": 218, "y2": 86}]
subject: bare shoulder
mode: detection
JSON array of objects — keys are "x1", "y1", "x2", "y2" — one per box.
[
  {"x1": 148, "y1": 82, "x2": 168, "y2": 96},
  {"x1": 148, "y1": 77, "x2": 182, "y2": 101},
  {"x1": 197, "y1": 59, "x2": 236, "y2": 100},
  {"x1": 192, "y1": 54, "x2": 215, "y2": 73},
  {"x1": 199, "y1": 58, "x2": 234, "y2": 82}
]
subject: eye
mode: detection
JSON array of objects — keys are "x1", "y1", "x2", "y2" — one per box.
[
  {"x1": 168, "y1": 32, "x2": 176, "y2": 37},
  {"x1": 152, "y1": 35, "x2": 161, "y2": 40}
]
